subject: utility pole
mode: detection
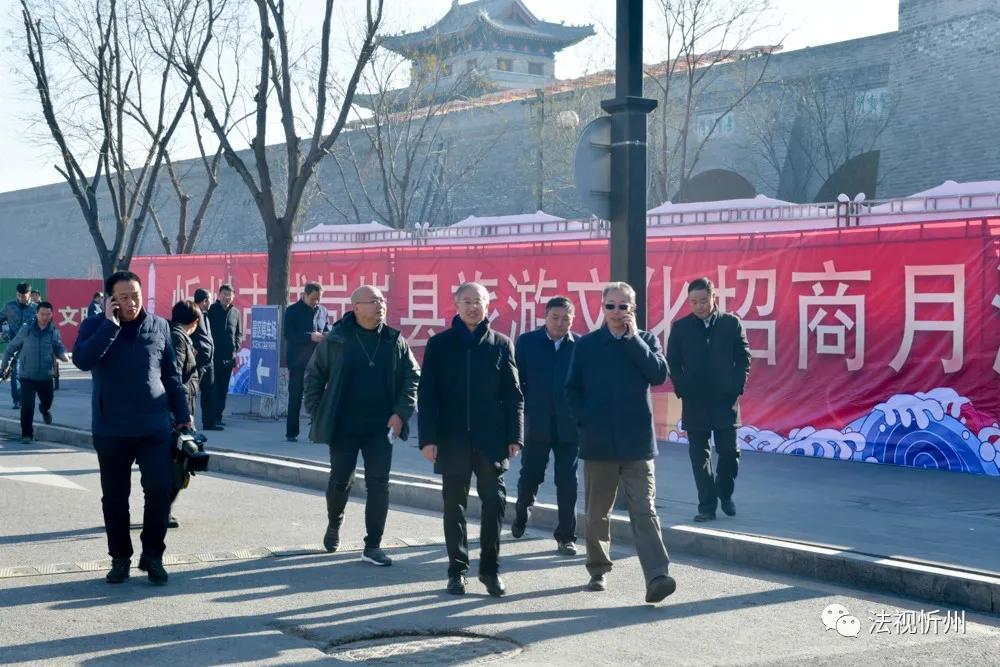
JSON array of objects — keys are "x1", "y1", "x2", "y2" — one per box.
[{"x1": 600, "y1": 0, "x2": 656, "y2": 327}]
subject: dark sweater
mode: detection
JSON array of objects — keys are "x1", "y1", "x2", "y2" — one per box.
[
  {"x1": 565, "y1": 325, "x2": 669, "y2": 461},
  {"x1": 334, "y1": 322, "x2": 394, "y2": 437},
  {"x1": 74, "y1": 311, "x2": 190, "y2": 437}
]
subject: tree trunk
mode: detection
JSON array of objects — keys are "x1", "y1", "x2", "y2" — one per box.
[{"x1": 265, "y1": 222, "x2": 294, "y2": 305}]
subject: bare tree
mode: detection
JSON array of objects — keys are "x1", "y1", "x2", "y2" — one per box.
[
  {"x1": 181, "y1": 0, "x2": 383, "y2": 304},
  {"x1": 19, "y1": 0, "x2": 223, "y2": 275},
  {"x1": 741, "y1": 73, "x2": 895, "y2": 201},
  {"x1": 321, "y1": 50, "x2": 505, "y2": 229},
  {"x1": 645, "y1": 0, "x2": 778, "y2": 205}
]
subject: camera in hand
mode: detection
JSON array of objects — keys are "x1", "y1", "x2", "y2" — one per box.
[{"x1": 174, "y1": 429, "x2": 210, "y2": 473}]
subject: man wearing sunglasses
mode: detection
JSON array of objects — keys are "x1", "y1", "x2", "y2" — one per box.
[
  {"x1": 666, "y1": 277, "x2": 751, "y2": 523},
  {"x1": 418, "y1": 282, "x2": 524, "y2": 597},
  {"x1": 566, "y1": 282, "x2": 676, "y2": 604}
]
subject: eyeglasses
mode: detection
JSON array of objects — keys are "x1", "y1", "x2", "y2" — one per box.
[{"x1": 604, "y1": 303, "x2": 632, "y2": 311}]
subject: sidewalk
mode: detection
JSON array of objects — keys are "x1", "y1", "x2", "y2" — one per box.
[{"x1": 4, "y1": 367, "x2": 999, "y2": 611}]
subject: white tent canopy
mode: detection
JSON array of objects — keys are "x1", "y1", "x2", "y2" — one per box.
[
  {"x1": 449, "y1": 210, "x2": 565, "y2": 227},
  {"x1": 299, "y1": 221, "x2": 395, "y2": 236},
  {"x1": 647, "y1": 194, "x2": 793, "y2": 215}
]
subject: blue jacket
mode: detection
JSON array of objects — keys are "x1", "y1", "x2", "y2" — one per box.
[
  {"x1": 514, "y1": 327, "x2": 577, "y2": 444},
  {"x1": 2, "y1": 322, "x2": 66, "y2": 380},
  {"x1": 1, "y1": 300, "x2": 37, "y2": 341},
  {"x1": 73, "y1": 311, "x2": 190, "y2": 437},
  {"x1": 565, "y1": 325, "x2": 669, "y2": 461}
]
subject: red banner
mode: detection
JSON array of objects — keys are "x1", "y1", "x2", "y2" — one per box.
[
  {"x1": 45, "y1": 279, "x2": 104, "y2": 351},
  {"x1": 131, "y1": 218, "x2": 1000, "y2": 475}
]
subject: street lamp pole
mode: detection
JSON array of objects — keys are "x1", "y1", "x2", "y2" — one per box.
[{"x1": 601, "y1": 0, "x2": 657, "y2": 328}]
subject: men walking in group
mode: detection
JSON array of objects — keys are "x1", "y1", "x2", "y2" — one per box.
[
  {"x1": 511, "y1": 296, "x2": 579, "y2": 555},
  {"x1": 206, "y1": 284, "x2": 242, "y2": 426},
  {"x1": 418, "y1": 282, "x2": 523, "y2": 597},
  {"x1": 0, "y1": 283, "x2": 38, "y2": 409},
  {"x1": 666, "y1": 277, "x2": 751, "y2": 523},
  {"x1": 192, "y1": 289, "x2": 219, "y2": 431},
  {"x1": 565, "y1": 281, "x2": 676, "y2": 604},
  {"x1": 74, "y1": 271, "x2": 192, "y2": 585},
  {"x1": 304, "y1": 285, "x2": 420, "y2": 566},
  {"x1": 284, "y1": 282, "x2": 329, "y2": 442},
  {"x1": 0, "y1": 301, "x2": 69, "y2": 442}
]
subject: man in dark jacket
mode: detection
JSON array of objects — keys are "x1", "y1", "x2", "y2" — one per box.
[
  {"x1": 511, "y1": 295, "x2": 579, "y2": 555},
  {"x1": 87, "y1": 291, "x2": 104, "y2": 319},
  {"x1": 666, "y1": 276, "x2": 751, "y2": 523},
  {"x1": 74, "y1": 271, "x2": 192, "y2": 586},
  {"x1": 566, "y1": 281, "x2": 676, "y2": 604},
  {"x1": 1, "y1": 301, "x2": 69, "y2": 442},
  {"x1": 0, "y1": 283, "x2": 38, "y2": 409},
  {"x1": 304, "y1": 285, "x2": 420, "y2": 567},
  {"x1": 206, "y1": 284, "x2": 242, "y2": 426},
  {"x1": 418, "y1": 282, "x2": 523, "y2": 597},
  {"x1": 284, "y1": 282, "x2": 329, "y2": 442},
  {"x1": 192, "y1": 288, "x2": 218, "y2": 430}
]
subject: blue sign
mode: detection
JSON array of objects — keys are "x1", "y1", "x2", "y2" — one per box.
[{"x1": 249, "y1": 305, "x2": 280, "y2": 398}]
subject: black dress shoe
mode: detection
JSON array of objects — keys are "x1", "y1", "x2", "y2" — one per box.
[
  {"x1": 587, "y1": 574, "x2": 607, "y2": 591},
  {"x1": 447, "y1": 574, "x2": 467, "y2": 595},
  {"x1": 41, "y1": 410, "x2": 52, "y2": 425},
  {"x1": 720, "y1": 499, "x2": 736, "y2": 516},
  {"x1": 138, "y1": 555, "x2": 168, "y2": 585},
  {"x1": 323, "y1": 524, "x2": 340, "y2": 552},
  {"x1": 645, "y1": 574, "x2": 677, "y2": 603},
  {"x1": 693, "y1": 512, "x2": 717, "y2": 522},
  {"x1": 511, "y1": 505, "x2": 529, "y2": 538},
  {"x1": 105, "y1": 558, "x2": 131, "y2": 584},
  {"x1": 167, "y1": 515, "x2": 180, "y2": 528},
  {"x1": 479, "y1": 573, "x2": 506, "y2": 597}
]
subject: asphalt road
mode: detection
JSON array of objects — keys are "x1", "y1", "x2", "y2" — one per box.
[{"x1": 2, "y1": 436, "x2": 998, "y2": 665}]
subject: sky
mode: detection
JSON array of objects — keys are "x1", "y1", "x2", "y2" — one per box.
[{"x1": 0, "y1": 0, "x2": 898, "y2": 194}]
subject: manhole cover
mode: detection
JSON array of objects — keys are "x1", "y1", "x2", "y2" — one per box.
[{"x1": 325, "y1": 631, "x2": 521, "y2": 664}]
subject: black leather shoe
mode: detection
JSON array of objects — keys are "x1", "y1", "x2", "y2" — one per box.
[
  {"x1": 693, "y1": 512, "x2": 717, "y2": 522},
  {"x1": 42, "y1": 410, "x2": 52, "y2": 425},
  {"x1": 105, "y1": 558, "x2": 131, "y2": 584},
  {"x1": 511, "y1": 505, "x2": 528, "y2": 538},
  {"x1": 323, "y1": 524, "x2": 340, "y2": 553},
  {"x1": 587, "y1": 574, "x2": 607, "y2": 591},
  {"x1": 645, "y1": 575, "x2": 677, "y2": 603},
  {"x1": 479, "y1": 573, "x2": 506, "y2": 597},
  {"x1": 167, "y1": 515, "x2": 180, "y2": 529},
  {"x1": 720, "y1": 499, "x2": 736, "y2": 516},
  {"x1": 447, "y1": 574, "x2": 467, "y2": 595},
  {"x1": 138, "y1": 555, "x2": 168, "y2": 585}
]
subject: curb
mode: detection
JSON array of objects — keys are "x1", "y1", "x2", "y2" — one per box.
[{"x1": 3, "y1": 417, "x2": 998, "y2": 614}]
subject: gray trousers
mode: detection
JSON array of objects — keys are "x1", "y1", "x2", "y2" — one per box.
[{"x1": 584, "y1": 459, "x2": 670, "y2": 584}]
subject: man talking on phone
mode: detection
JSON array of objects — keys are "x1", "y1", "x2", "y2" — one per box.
[
  {"x1": 565, "y1": 281, "x2": 676, "y2": 604},
  {"x1": 74, "y1": 271, "x2": 193, "y2": 586}
]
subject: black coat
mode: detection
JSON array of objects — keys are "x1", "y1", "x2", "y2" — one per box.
[
  {"x1": 284, "y1": 300, "x2": 323, "y2": 371},
  {"x1": 418, "y1": 316, "x2": 524, "y2": 475},
  {"x1": 514, "y1": 327, "x2": 577, "y2": 445},
  {"x1": 207, "y1": 301, "x2": 243, "y2": 362},
  {"x1": 666, "y1": 311, "x2": 751, "y2": 431},
  {"x1": 170, "y1": 324, "x2": 200, "y2": 413},
  {"x1": 191, "y1": 313, "x2": 214, "y2": 372},
  {"x1": 566, "y1": 325, "x2": 668, "y2": 461}
]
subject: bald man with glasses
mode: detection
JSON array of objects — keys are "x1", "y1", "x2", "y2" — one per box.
[
  {"x1": 304, "y1": 285, "x2": 420, "y2": 567},
  {"x1": 565, "y1": 281, "x2": 676, "y2": 604}
]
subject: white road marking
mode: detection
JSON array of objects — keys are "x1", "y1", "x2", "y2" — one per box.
[{"x1": 0, "y1": 465, "x2": 87, "y2": 491}]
